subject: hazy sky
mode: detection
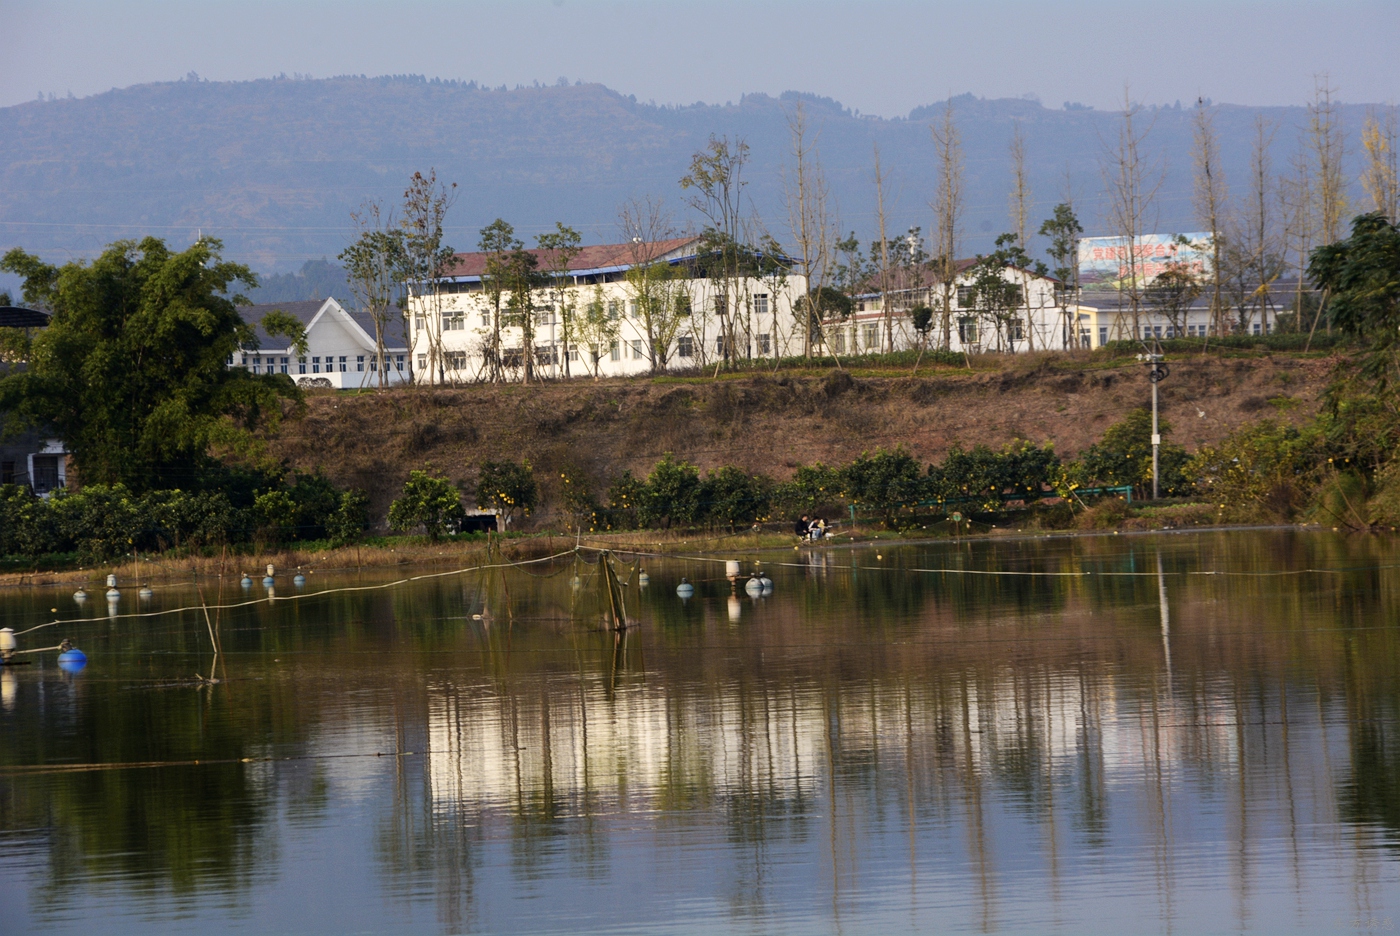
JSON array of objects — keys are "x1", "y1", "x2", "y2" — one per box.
[{"x1": 4, "y1": 0, "x2": 1398, "y2": 114}]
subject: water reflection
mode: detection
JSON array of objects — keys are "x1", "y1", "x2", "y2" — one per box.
[{"x1": 2, "y1": 531, "x2": 1399, "y2": 933}]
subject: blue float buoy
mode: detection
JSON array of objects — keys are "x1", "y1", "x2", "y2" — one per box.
[
  {"x1": 57, "y1": 646, "x2": 86, "y2": 674},
  {"x1": 676, "y1": 578, "x2": 695, "y2": 598},
  {"x1": 262, "y1": 576, "x2": 275, "y2": 587},
  {"x1": 293, "y1": 574, "x2": 306, "y2": 588},
  {"x1": 240, "y1": 575, "x2": 252, "y2": 589}
]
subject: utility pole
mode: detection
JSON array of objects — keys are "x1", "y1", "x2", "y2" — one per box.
[{"x1": 1139, "y1": 342, "x2": 1169, "y2": 498}]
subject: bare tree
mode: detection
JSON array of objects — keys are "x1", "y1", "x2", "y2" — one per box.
[
  {"x1": 400, "y1": 169, "x2": 458, "y2": 387},
  {"x1": 1279, "y1": 147, "x2": 1314, "y2": 333},
  {"x1": 536, "y1": 223, "x2": 582, "y2": 378},
  {"x1": 781, "y1": 101, "x2": 836, "y2": 358},
  {"x1": 1008, "y1": 120, "x2": 1036, "y2": 349},
  {"x1": 873, "y1": 142, "x2": 894, "y2": 352},
  {"x1": 1099, "y1": 89, "x2": 1163, "y2": 342},
  {"x1": 680, "y1": 136, "x2": 751, "y2": 370},
  {"x1": 930, "y1": 100, "x2": 964, "y2": 350},
  {"x1": 1303, "y1": 76, "x2": 1348, "y2": 345},
  {"x1": 1191, "y1": 100, "x2": 1228, "y2": 337},
  {"x1": 620, "y1": 196, "x2": 690, "y2": 372},
  {"x1": 339, "y1": 200, "x2": 404, "y2": 389},
  {"x1": 1361, "y1": 105, "x2": 1399, "y2": 222},
  {"x1": 1223, "y1": 115, "x2": 1282, "y2": 334}
]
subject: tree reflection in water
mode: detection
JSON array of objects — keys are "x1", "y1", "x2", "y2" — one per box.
[{"x1": 2, "y1": 529, "x2": 1399, "y2": 933}]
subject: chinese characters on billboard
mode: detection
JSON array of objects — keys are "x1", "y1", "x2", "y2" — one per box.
[{"x1": 1077, "y1": 233, "x2": 1213, "y2": 292}]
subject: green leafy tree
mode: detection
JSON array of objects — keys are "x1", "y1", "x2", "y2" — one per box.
[
  {"x1": 700, "y1": 465, "x2": 771, "y2": 530},
  {"x1": 638, "y1": 454, "x2": 702, "y2": 528},
  {"x1": 476, "y1": 459, "x2": 538, "y2": 528},
  {"x1": 1075, "y1": 409, "x2": 1191, "y2": 497},
  {"x1": 536, "y1": 223, "x2": 583, "y2": 377},
  {"x1": 1309, "y1": 212, "x2": 1400, "y2": 394},
  {"x1": 0, "y1": 237, "x2": 299, "y2": 492},
  {"x1": 388, "y1": 469, "x2": 462, "y2": 540},
  {"x1": 843, "y1": 447, "x2": 925, "y2": 528},
  {"x1": 339, "y1": 201, "x2": 406, "y2": 389}
]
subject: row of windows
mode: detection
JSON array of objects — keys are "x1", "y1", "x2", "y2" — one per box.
[{"x1": 233, "y1": 354, "x2": 406, "y2": 375}]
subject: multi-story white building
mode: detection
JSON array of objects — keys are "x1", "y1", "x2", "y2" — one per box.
[
  {"x1": 406, "y1": 237, "x2": 809, "y2": 382},
  {"x1": 838, "y1": 260, "x2": 1075, "y2": 353}
]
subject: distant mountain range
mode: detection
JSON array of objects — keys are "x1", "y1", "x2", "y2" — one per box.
[{"x1": 0, "y1": 75, "x2": 1380, "y2": 299}]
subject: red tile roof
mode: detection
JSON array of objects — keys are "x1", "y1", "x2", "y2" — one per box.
[{"x1": 444, "y1": 236, "x2": 701, "y2": 278}]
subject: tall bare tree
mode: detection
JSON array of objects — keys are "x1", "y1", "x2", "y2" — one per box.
[
  {"x1": 620, "y1": 196, "x2": 690, "y2": 372},
  {"x1": 1361, "y1": 105, "x2": 1399, "y2": 222},
  {"x1": 1008, "y1": 120, "x2": 1036, "y2": 349},
  {"x1": 339, "y1": 200, "x2": 404, "y2": 389},
  {"x1": 1223, "y1": 115, "x2": 1282, "y2": 334},
  {"x1": 1191, "y1": 100, "x2": 1228, "y2": 337},
  {"x1": 400, "y1": 169, "x2": 458, "y2": 387},
  {"x1": 873, "y1": 142, "x2": 894, "y2": 352},
  {"x1": 782, "y1": 101, "x2": 836, "y2": 358},
  {"x1": 930, "y1": 100, "x2": 964, "y2": 350},
  {"x1": 1099, "y1": 89, "x2": 1163, "y2": 341},
  {"x1": 536, "y1": 223, "x2": 582, "y2": 378},
  {"x1": 1308, "y1": 76, "x2": 1349, "y2": 248},
  {"x1": 680, "y1": 135, "x2": 751, "y2": 369}
]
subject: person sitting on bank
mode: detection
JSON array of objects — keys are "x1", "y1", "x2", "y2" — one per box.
[
  {"x1": 796, "y1": 515, "x2": 811, "y2": 538},
  {"x1": 811, "y1": 516, "x2": 826, "y2": 540}
]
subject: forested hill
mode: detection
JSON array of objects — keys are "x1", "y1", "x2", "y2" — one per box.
[{"x1": 0, "y1": 75, "x2": 1376, "y2": 281}]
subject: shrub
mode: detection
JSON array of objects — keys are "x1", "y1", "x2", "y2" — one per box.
[
  {"x1": 602, "y1": 470, "x2": 644, "y2": 530},
  {"x1": 389, "y1": 470, "x2": 462, "y2": 540},
  {"x1": 326, "y1": 489, "x2": 370, "y2": 545},
  {"x1": 1185, "y1": 419, "x2": 1323, "y2": 521},
  {"x1": 774, "y1": 463, "x2": 844, "y2": 516}
]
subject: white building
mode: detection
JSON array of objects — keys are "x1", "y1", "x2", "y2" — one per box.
[
  {"x1": 838, "y1": 260, "x2": 1074, "y2": 353},
  {"x1": 406, "y1": 237, "x2": 809, "y2": 382},
  {"x1": 234, "y1": 297, "x2": 412, "y2": 388}
]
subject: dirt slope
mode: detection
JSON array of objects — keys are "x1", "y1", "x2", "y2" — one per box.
[{"x1": 267, "y1": 353, "x2": 1337, "y2": 522}]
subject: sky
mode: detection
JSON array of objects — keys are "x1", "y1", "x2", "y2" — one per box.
[{"x1": 4, "y1": 0, "x2": 1398, "y2": 115}]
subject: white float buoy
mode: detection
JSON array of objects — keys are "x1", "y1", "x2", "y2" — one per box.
[
  {"x1": 725, "y1": 560, "x2": 741, "y2": 578},
  {"x1": 138, "y1": 585, "x2": 153, "y2": 600},
  {"x1": 638, "y1": 571, "x2": 650, "y2": 587},
  {"x1": 73, "y1": 588, "x2": 88, "y2": 603},
  {"x1": 745, "y1": 576, "x2": 764, "y2": 595},
  {"x1": 0, "y1": 627, "x2": 16, "y2": 663}
]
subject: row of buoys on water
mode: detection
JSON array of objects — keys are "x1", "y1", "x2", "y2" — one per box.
[
  {"x1": 240, "y1": 565, "x2": 307, "y2": 590},
  {"x1": 73, "y1": 574, "x2": 154, "y2": 605},
  {"x1": 675, "y1": 566, "x2": 773, "y2": 599},
  {"x1": 0, "y1": 628, "x2": 87, "y2": 673}
]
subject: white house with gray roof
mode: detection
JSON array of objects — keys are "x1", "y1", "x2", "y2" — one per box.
[{"x1": 234, "y1": 297, "x2": 412, "y2": 388}]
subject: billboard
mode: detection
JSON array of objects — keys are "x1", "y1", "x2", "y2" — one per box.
[{"x1": 1077, "y1": 233, "x2": 1213, "y2": 292}]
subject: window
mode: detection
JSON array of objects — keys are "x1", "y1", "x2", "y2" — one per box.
[
  {"x1": 1010, "y1": 321, "x2": 1024, "y2": 341},
  {"x1": 414, "y1": 315, "x2": 423, "y2": 332},
  {"x1": 609, "y1": 340, "x2": 621, "y2": 361},
  {"x1": 628, "y1": 300, "x2": 638, "y2": 319},
  {"x1": 1098, "y1": 326, "x2": 1108, "y2": 346},
  {"x1": 568, "y1": 346, "x2": 581, "y2": 362},
  {"x1": 713, "y1": 295, "x2": 728, "y2": 316},
  {"x1": 396, "y1": 355, "x2": 405, "y2": 372},
  {"x1": 757, "y1": 333, "x2": 771, "y2": 355},
  {"x1": 534, "y1": 309, "x2": 554, "y2": 327},
  {"x1": 754, "y1": 294, "x2": 769, "y2": 317},
  {"x1": 298, "y1": 356, "x2": 307, "y2": 374},
  {"x1": 227, "y1": 354, "x2": 235, "y2": 365},
  {"x1": 677, "y1": 335, "x2": 694, "y2": 358},
  {"x1": 280, "y1": 357, "x2": 288, "y2": 374},
  {"x1": 957, "y1": 285, "x2": 975, "y2": 308},
  {"x1": 1252, "y1": 322, "x2": 1262, "y2": 335},
  {"x1": 250, "y1": 364, "x2": 259, "y2": 374},
  {"x1": 32, "y1": 456, "x2": 60, "y2": 495},
  {"x1": 1079, "y1": 328, "x2": 1091, "y2": 348},
  {"x1": 716, "y1": 335, "x2": 727, "y2": 356},
  {"x1": 863, "y1": 324, "x2": 881, "y2": 350},
  {"x1": 356, "y1": 355, "x2": 365, "y2": 372},
  {"x1": 312, "y1": 356, "x2": 321, "y2": 374},
  {"x1": 957, "y1": 316, "x2": 979, "y2": 345},
  {"x1": 607, "y1": 300, "x2": 620, "y2": 320},
  {"x1": 675, "y1": 294, "x2": 692, "y2": 316},
  {"x1": 442, "y1": 313, "x2": 465, "y2": 331},
  {"x1": 445, "y1": 351, "x2": 467, "y2": 370},
  {"x1": 832, "y1": 331, "x2": 846, "y2": 354},
  {"x1": 631, "y1": 339, "x2": 645, "y2": 360},
  {"x1": 417, "y1": 354, "x2": 427, "y2": 370},
  {"x1": 0, "y1": 461, "x2": 12, "y2": 485},
  {"x1": 481, "y1": 312, "x2": 491, "y2": 327},
  {"x1": 337, "y1": 356, "x2": 346, "y2": 372},
  {"x1": 535, "y1": 345, "x2": 558, "y2": 366}
]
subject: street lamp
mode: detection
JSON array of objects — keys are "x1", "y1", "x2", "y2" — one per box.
[{"x1": 1137, "y1": 342, "x2": 1170, "y2": 499}]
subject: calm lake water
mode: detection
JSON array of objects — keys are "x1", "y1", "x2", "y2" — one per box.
[{"x1": 2, "y1": 530, "x2": 1399, "y2": 934}]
